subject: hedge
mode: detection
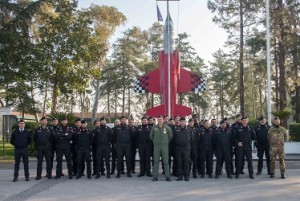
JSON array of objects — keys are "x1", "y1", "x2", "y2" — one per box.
[{"x1": 289, "y1": 123, "x2": 300, "y2": 142}]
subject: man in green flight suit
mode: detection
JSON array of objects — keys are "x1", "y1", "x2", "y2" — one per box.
[
  {"x1": 268, "y1": 117, "x2": 288, "y2": 179},
  {"x1": 150, "y1": 115, "x2": 173, "y2": 181}
]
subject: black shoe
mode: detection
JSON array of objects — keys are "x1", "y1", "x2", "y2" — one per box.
[
  {"x1": 249, "y1": 175, "x2": 255, "y2": 179},
  {"x1": 152, "y1": 177, "x2": 158, "y2": 181},
  {"x1": 162, "y1": 171, "x2": 165, "y2": 175},
  {"x1": 88, "y1": 175, "x2": 92, "y2": 179},
  {"x1": 47, "y1": 176, "x2": 52, "y2": 179},
  {"x1": 235, "y1": 175, "x2": 239, "y2": 179},
  {"x1": 281, "y1": 174, "x2": 286, "y2": 179},
  {"x1": 116, "y1": 172, "x2": 121, "y2": 178},
  {"x1": 166, "y1": 177, "x2": 171, "y2": 182},
  {"x1": 13, "y1": 177, "x2": 18, "y2": 182},
  {"x1": 72, "y1": 173, "x2": 77, "y2": 176},
  {"x1": 25, "y1": 177, "x2": 30, "y2": 182},
  {"x1": 69, "y1": 175, "x2": 73, "y2": 180},
  {"x1": 107, "y1": 174, "x2": 111, "y2": 179},
  {"x1": 209, "y1": 174, "x2": 213, "y2": 179},
  {"x1": 137, "y1": 174, "x2": 145, "y2": 177},
  {"x1": 61, "y1": 173, "x2": 65, "y2": 176},
  {"x1": 270, "y1": 174, "x2": 274, "y2": 178},
  {"x1": 121, "y1": 171, "x2": 125, "y2": 175},
  {"x1": 76, "y1": 175, "x2": 81, "y2": 179},
  {"x1": 184, "y1": 177, "x2": 189, "y2": 181},
  {"x1": 227, "y1": 175, "x2": 232, "y2": 179},
  {"x1": 147, "y1": 173, "x2": 153, "y2": 177},
  {"x1": 215, "y1": 175, "x2": 219, "y2": 179},
  {"x1": 92, "y1": 172, "x2": 96, "y2": 176},
  {"x1": 110, "y1": 171, "x2": 115, "y2": 175},
  {"x1": 101, "y1": 172, "x2": 106, "y2": 176},
  {"x1": 132, "y1": 170, "x2": 136, "y2": 174},
  {"x1": 127, "y1": 173, "x2": 132, "y2": 178},
  {"x1": 95, "y1": 174, "x2": 101, "y2": 179},
  {"x1": 54, "y1": 175, "x2": 60, "y2": 179},
  {"x1": 256, "y1": 171, "x2": 261, "y2": 175},
  {"x1": 176, "y1": 177, "x2": 182, "y2": 181},
  {"x1": 200, "y1": 175, "x2": 204, "y2": 178},
  {"x1": 35, "y1": 176, "x2": 41, "y2": 180},
  {"x1": 193, "y1": 175, "x2": 198, "y2": 179},
  {"x1": 241, "y1": 171, "x2": 245, "y2": 174}
]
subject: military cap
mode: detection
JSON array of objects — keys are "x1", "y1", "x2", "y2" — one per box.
[
  {"x1": 192, "y1": 114, "x2": 198, "y2": 118},
  {"x1": 120, "y1": 116, "x2": 126, "y2": 119},
  {"x1": 188, "y1": 118, "x2": 194, "y2": 122},
  {"x1": 222, "y1": 117, "x2": 228, "y2": 121},
  {"x1": 52, "y1": 117, "x2": 58, "y2": 121},
  {"x1": 157, "y1": 115, "x2": 163, "y2": 118},
  {"x1": 220, "y1": 120, "x2": 226, "y2": 124},
  {"x1": 141, "y1": 116, "x2": 147, "y2": 120},
  {"x1": 236, "y1": 114, "x2": 241, "y2": 118},
  {"x1": 40, "y1": 116, "x2": 47, "y2": 121},
  {"x1": 273, "y1": 117, "x2": 279, "y2": 120},
  {"x1": 100, "y1": 117, "x2": 105, "y2": 121},
  {"x1": 75, "y1": 118, "x2": 81, "y2": 123},
  {"x1": 81, "y1": 119, "x2": 87, "y2": 124},
  {"x1": 179, "y1": 117, "x2": 186, "y2": 121},
  {"x1": 241, "y1": 116, "x2": 248, "y2": 120},
  {"x1": 169, "y1": 117, "x2": 174, "y2": 121},
  {"x1": 258, "y1": 116, "x2": 265, "y2": 121}
]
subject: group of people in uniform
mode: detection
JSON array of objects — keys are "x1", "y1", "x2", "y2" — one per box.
[{"x1": 10, "y1": 113, "x2": 287, "y2": 183}]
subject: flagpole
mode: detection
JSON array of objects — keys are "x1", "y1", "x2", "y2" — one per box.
[
  {"x1": 266, "y1": 0, "x2": 272, "y2": 124},
  {"x1": 167, "y1": 0, "x2": 171, "y2": 118}
]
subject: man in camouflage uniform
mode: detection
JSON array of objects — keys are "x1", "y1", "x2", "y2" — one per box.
[{"x1": 268, "y1": 117, "x2": 288, "y2": 179}]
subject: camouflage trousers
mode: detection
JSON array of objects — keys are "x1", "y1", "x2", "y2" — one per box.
[{"x1": 270, "y1": 146, "x2": 285, "y2": 174}]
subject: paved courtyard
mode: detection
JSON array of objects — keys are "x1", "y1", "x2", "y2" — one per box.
[{"x1": 1, "y1": 159, "x2": 300, "y2": 201}]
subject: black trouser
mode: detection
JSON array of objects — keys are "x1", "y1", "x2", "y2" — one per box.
[
  {"x1": 230, "y1": 147, "x2": 234, "y2": 173},
  {"x1": 14, "y1": 148, "x2": 29, "y2": 178},
  {"x1": 50, "y1": 146, "x2": 56, "y2": 172},
  {"x1": 92, "y1": 145, "x2": 98, "y2": 174},
  {"x1": 216, "y1": 149, "x2": 231, "y2": 175},
  {"x1": 36, "y1": 146, "x2": 52, "y2": 177},
  {"x1": 138, "y1": 144, "x2": 152, "y2": 175},
  {"x1": 236, "y1": 144, "x2": 253, "y2": 175},
  {"x1": 169, "y1": 145, "x2": 177, "y2": 175},
  {"x1": 111, "y1": 145, "x2": 117, "y2": 173},
  {"x1": 96, "y1": 145, "x2": 110, "y2": 175},
  {"x1": 71, "y1": 144, "x2": 77, "y2": 175},
  {"x1": 199, "y1": 148, "x2": 213, "y2": 176},
  {"x1": 77, "y1": 148, "x2": 91, "y2": 176},
  {"x1": 176, "y1": 148, "x2": 190, "y2": 178},
  {"x1": 131, "y1": 143, "x2": 137, "y2": 172},
  {"x1": 56, "y1": 145, "x2": 72, "y2": 176},
  {"x1": 117, "y1": 143, "x2": 131, "y2": 173},
  {"x1": 190, "y1": 145, "x2": 198, "y2": 176},
  {"x1": 234, "y1": 148, "x2": 245, "y2": 173},
  {"x1": 257, "y1": 144, "x2": 270, "y2": 174}
]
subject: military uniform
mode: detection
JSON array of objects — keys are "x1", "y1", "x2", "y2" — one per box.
[
  {"x1": 129, "y1": 125, "x2": 137, "y2": 173},
  {"x1": 50, "y1": 125, "x2": 60, "y2": 174},
  {"x1": 74, "y1": 127, "x2": 93, "y2": 179},
  {"x1": 173, "y1": 125, "x2": 193, "y2": 181},
  {"x1": 34, "y1": 126, "x2": 52, "y2": 179},
  {"x1": 136, "y1": 124, "x2": 153, "y2": 176},
  {"x1": 198, "y1": 127, "x2": 214, "y2": 178},
  {"x1": 150, "y1": 124, "x2": 173, "y2": 180},
  {"x1": 110, "y1": 126, "x2": 118, "y2": 174},
  {"x1": 254, "y1": 123, "x2": 271, "y2": 175},
  {"x1": 10, "y1": 127, "x2": 32, "y2": 181},
  {"x1": 214, "y1": 126, "x2": 233, "y2": 178},
  {"x1": 168, "y1": 124, "x2": 177, "y2": 176},
  {"x1": 234, "y1": 125, "x2": 255, "y2": 178},
  {"x1": 230, "y1": 122, "x2": 242, "y2": 174},
  {"x1": 189, "y1": 126, "x2": 199, "y2": 178},
  {"x1": 93, "y1": 124, "x2": 112, "y2": 178},
  {"x1": 53, "y1": 125, "x2": 73, "y2": 179},
  {"x1": 268, "y1": 125, "x2": 287, "y2": 177}
]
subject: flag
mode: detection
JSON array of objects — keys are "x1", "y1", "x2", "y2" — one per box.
[{"x1": 156, "y1": 5, "x2": 163, "y2": 22}]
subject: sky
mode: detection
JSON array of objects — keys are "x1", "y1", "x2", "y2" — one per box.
[{"x1": 77, "y1": 0, "x2": 228, "y2": 64}]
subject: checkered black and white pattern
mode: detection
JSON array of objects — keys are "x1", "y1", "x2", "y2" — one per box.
[
  {"x1": 134, "y1": 78, "x2": 148, "y2": 94},
  {"x1": 192, "y1": 77, "x2": 206, "y2": 93}
]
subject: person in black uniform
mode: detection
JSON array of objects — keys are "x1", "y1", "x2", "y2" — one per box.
[
  {"x1": 254, "y1": 116, "x2": 271, "y2": 175},
  {"x1": 198, "y1": 120, "x2": 214, "y2": 178},
  {"x1": 128, "y1": 118, "x2": 137, "y2": 174},
  {"x1": 230, "y1": 114, "x2": 243, "y2": 175},
  {"x1": 34, "y1": 116, "x2": 52, "y2": 180},
  {"x1": 54, "y1": 118, "x2": 73, "y2": 179},
  {"x1": 92, "y1": 120, "x2": 100, "y2": 176},
  {"x1": 71, "y1": 118, "x2": 81, "y2": 176},
  {"x1": 210, "y1": 119, "x2": 218, "y2": 132},
  {"x1": 10, "y1": 119, "x2": 32, "y2": 182},
  {"x1": 110, "y1": 119, "x2": 120, "y2": 175},
  {"x1": 168, "y1": 117, "x2": 177, "y2": 176},
  {"x1": 188, "y1": 118, "x2": 198, "y2": 178},
  {"x1": 234, "y1": 116, "x2": 256, "y2": 179},
  {"x1": 174, "y1": 117, "x2": 193, "y2": 181},
  {"x1": 114, "y1": 116, "x2": 133, "y2": 178},
  {"x1": 136, "y1": 116, "x2": 153, "y2": 177},
  {"x1": 50, "y1": 118, "x2": 60, "y2": 176},
  {"x1": 75, "y1": 120, "x2": 93, "y2": 179},
  {"x1": 94, "y1": 117, "x2": 112, "y2": 179},
  {"x1": 214, "y1": 120, "x2": 233, "y2": 179}
]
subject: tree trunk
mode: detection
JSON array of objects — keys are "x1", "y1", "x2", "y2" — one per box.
[
  {"x1": 42, "y1": 81, "x2": 48, "y2": 117},
  {"x1": 239, "y1": 0, "x2": 245, "y2": 116},
  {"x1": 107, "y1": 88, "x2": 111, "y2": 117},
  {"x1": 92, "y1": 79, "x2": 100, "y2": 122},
  {"x1": 122, "y1": 84, "x2": 125, "y2": 116},
  {"x1": 51, "y1": 81, "x2": 59, "y2": 113},
  {"x1": 274, "y1": 39, "x2": 280, "y2": 111},
  {"x1": 29, "y1": 80, "x2": 38, "y2": 122},
  {"x1": 259, "y1": 83, "x2": 263, "y2": 116},
  {"x1": 114, "y1": 87, "x2": 118, "y2": 117},
  {"x1": 296, "y1": 86, "x2": 300, "y2": 123}
]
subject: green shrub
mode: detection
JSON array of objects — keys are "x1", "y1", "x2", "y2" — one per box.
[
  {"x1": 248, "y1": 119, "x2": 259, "y2": 128},
  {"x1": 12, "y1": 122, "x2": 40, "y2": 157},
  {"x1": 49, "y1": 112, "x2": 77, "y2": 123},
  {"x1": 289, "y1": 123, "x2": 300, "y2": 142}
]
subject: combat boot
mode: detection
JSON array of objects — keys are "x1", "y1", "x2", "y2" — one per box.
[
  {"x1": 116, "y1": 172, "x2": 121, "y2": 178},
  {"x1": 107, "y1": 174, "x2": 111, "y2": 179},
  {"x1": 281, "y1": 174, "x2": 286, "y2": 179},
  {"x1": 152, "y1": 177, "x2": 158, "y2": 181},
  {"x1": 215, "y1": 175, "x2": 219, "y2": 179},
  {"x1": 166, "y1": 177, "x2": 171, "y2": 182},
  {"x1": 13, "y1": 177, "x2": 18, "y2": 182},
  {"x1": 270, "y1": 173, "x2": 274, "y2": 178},
  {"x1": 127, "y1": 172, "x2": 132, "y2": 178},
  {"x1": 95, "y1": 174, "x2": 101, "y2": 179},
  {"x1": 176, "y1": 176, "x2": 182, "y2": 181}
]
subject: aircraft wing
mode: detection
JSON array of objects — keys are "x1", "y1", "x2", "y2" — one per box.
[
  {"x1": 178, "y1": 68, "x2": 206, "y2": 93},
  {"x1": 134, "y1": 68, "x2": 160, "y2": 94}
]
